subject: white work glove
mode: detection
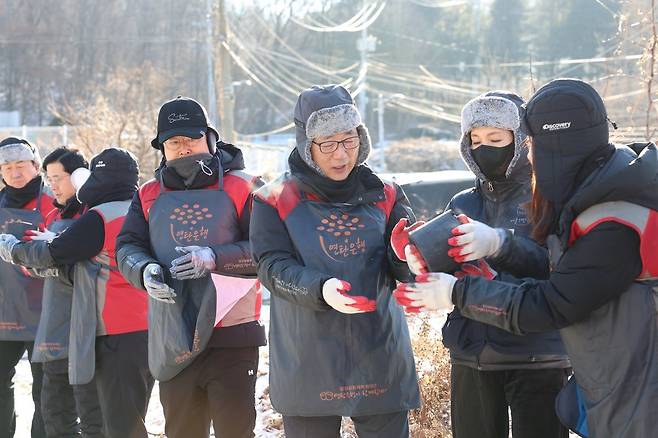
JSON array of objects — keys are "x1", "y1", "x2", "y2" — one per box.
[
  {"x1": 143, "y1": 263, "x2": 177, "y2": 303},
  {"x1": 23, "y1": 228, "x2": 57, "y2": 242},
  {"x1": 448, "y1": 214, "x2": 505, "y2": 262},
  {"x1": 0, "y1": 234, "x2": 20, "y2": 263},
  {"x1": 393, "y1": 272, "x2": 457, "y2": 313},
  {"x1": 29, "y1": 267, "x2": 60, "y2": 278},
  {"x1": 169, "y1": 246, "x2": 216, "y2": 280},
  {"x1": 404, "y1": 244, "x2": 429, "y2": 275},
  {"x1": 322, "y1": 278, "x2": 377, "y2": 314}
]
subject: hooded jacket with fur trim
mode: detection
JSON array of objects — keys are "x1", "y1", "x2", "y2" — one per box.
[{"x1": 444, "y1": 91, "x2": 568, "y2": 370}]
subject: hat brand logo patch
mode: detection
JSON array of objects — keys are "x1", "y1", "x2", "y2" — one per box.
[
  {"x1": 95, "y1": 160, "x2": 106, "y2": 168},
  {"x1": 168, "y1": 113, "x2": 190, "y2": 124},
  {"x1": 542, "y1": 122, "x2": 571, "y2": 131}
]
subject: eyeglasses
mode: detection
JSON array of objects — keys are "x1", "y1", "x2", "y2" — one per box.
[
  {"x1": 312, "y1": 136, "x2": 360, "y2": 154},
  {"x1": 164, "y1": 136, "x2": 206, "y2": 152},
  {"x1": 46, "y1": 175, "x2": 66, "y2": 185}
]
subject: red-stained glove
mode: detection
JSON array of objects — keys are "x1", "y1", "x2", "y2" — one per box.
[
  {"x1": 454, "y1": 259, "x2": 498, "y2": 280},
  {"x1": 393, "y1": 272, "x2": 456, "y2": 314},
  {"x1": 447, "y1": 214, "x2": 504, "y2": 263},
  {"x1": 22, "y1": 227, "x2": 56, "y2": 242},
  {"x1": 404, "y1": 244, "x2": 429, "y2": 275},
  {"x1": 322, "y1": 278, "x2": 377, "y2": 314},
  {"x1": 390, "y1": 218, "x2": 425, "y2": 261}
]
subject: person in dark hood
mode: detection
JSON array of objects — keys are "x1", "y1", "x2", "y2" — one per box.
[
  {"x1": 18, "y1": 146, "x2": 105, "y2": 438},
  {"x1": 116, "y1": 96, "x2": 266, "y2": 438},
  {"x1": 0, "y1": 136, "x2": 51, "y2": 438},
  {"x1": 395, "y1": 91, "x2": 569, "y2": 438},
  {"x1": 0, "y1": 147, "x2": 152, "y2": 438},
  {"x1": 395, "y1": 79, "x2": 658, "y2": 437},
  {"x1": 250, "y1": 84, "x2": 420, "y2": 438}
]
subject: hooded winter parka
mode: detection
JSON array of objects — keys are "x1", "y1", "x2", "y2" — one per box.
[{"x1": 443, "y1": 92, "x2": 568, "y2": 370}]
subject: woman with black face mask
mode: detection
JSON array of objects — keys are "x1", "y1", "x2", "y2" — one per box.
[
  {"x1": 396, "y1": 79, "x2": 658, "y2": 437},
  {"x1": 395, "y1": 91, "x2": 569, "y2": 438}
]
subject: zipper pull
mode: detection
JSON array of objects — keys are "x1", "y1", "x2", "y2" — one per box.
[{"x1": 487, "y1": 181, "x2": 494, "y2": 192}]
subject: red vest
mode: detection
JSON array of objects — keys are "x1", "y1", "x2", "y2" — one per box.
[
  {"x1": 93, "y1": 201, "x2": 148, "y2": 334},
  {"x1": 570, "y1": 201, "x2": 658, "y2": 279},
  {"x1": 138, "y1": 171, "x2": 262, "y2": 328}
]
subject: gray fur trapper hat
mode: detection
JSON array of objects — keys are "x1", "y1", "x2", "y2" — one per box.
[
  {"x1": 0, "y1": 137, "x2": 41, "y2": 166},
  {"x1": 294, "y1": 84, "x2": 371, "y2": 175},
  {"x1": 459, "y1": 91, "x2": 527, "y2": 181}
]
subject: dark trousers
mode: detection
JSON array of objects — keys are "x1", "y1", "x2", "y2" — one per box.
[
  {"x1": 450, "y1": 364, "x2": 570, "y2": 438},
  {"x1": 282, "y1": 411, "x2": 410, "y2": 438},
  {"x1": 41, "y1": 359, "x2": 104, "y2": 437},
  {"x1": 159, "y1": 346, "x2": 259, "y2": 438},
  {"x1": 94, "y1": 332, "x2": 153, "y2": 438},
  {"x1": 0, "y1": 340, "x2": 45, "y2": 438}
]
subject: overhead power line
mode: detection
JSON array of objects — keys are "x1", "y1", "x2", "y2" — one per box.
[{"x1": 291, "y1": 1, "x2": 386, "y2": 33}]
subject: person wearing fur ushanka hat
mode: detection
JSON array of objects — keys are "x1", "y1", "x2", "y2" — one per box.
[
  {"x1": 395, "y1": 91, "x2": 569, "y2": 438},
  {"x1": 250, "y1": 84, "x2": 420, "y2": 437},
  {"x1": 394, "y1": 79, "x2": 658, "y2": 437},
  {"x1": 0, "y1": 136, "x2": 52, "y2": 438}
]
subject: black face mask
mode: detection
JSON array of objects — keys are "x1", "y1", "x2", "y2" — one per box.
[
  {"x1": 471, "y1": 142, "x2": 515, "y2": 181},
  {"x1": 166, "y1": 153, "x2": 214, "y2": 187}
]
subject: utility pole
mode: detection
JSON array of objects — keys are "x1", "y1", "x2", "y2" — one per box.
[
  {"x1": 205, "y1": 0, "x2": 217, "y2": 126},
  {"x1": 376, "y1": 93, "x2": 403, "y2": 149},
  {"x1": 357, "y1": 26, "x2": 369, "y2": 118},
  {"x1": 377, "y1": 93, "x2": 384, "y2": 149},
  {"x1": 218, "y1": 0, "x2": 235, "y2": 143},
  {"x1": 356, "y1": 0, "x2": 377, "y2": 125}
]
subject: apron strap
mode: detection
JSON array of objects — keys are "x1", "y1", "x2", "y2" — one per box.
[
  {"x1": 217, "y1": 159, "x2": 224, "y2": 191},
  {"x1": 34, "y1": 182, "x2": 44, "y2": 213}
]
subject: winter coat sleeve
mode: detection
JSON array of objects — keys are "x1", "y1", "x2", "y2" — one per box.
[
  {"x1": 11, "y1": 240, "x2": 57, "y2": 269},
  {"x1": 11, "y1": 212, "x2": 104, "y2": 268},
  {"x1": 385, "y1": 182, "x2": 417, "y2": 283},
  {"x1": 445, "y1": 192, "x2": 550, "y2": 279},
  {"x1": 452, "y1": 221, "x2": 642, "y2": 334},
  {"x1": 250, "y1": 196, "x2": 332, "y2": 311},
  {"x1": 209, "y1": 177, "x2": 264, "y2": 277},
  {"x1": 116, "y1": 191, "x2": 160, "y2": 290},
  {"x1": 488, "y1": 229, "x2": 550, "y2": 279},
  {"x1": 47, "y1": 211, "x2": 105, "y2": 264}
]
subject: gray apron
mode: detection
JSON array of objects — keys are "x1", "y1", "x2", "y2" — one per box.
[
  {"x1": 69, "y1": 201, "x2": 127, "y2": 385},
  {"x1": 69, "y1": 259, "x2": 100, "y2": 385},
  {"x1": 269, "y1": 191, "x2": 420, "y2": 416},
  {"x1": 147, "y1": 176, "x2": 240, "y2": 381},
  {"x1": 32, "y1": 217, "x2": 76, "y2": 362},
  {"x1": 0, "y1": 190, "x2": 45, "y2": 341}
]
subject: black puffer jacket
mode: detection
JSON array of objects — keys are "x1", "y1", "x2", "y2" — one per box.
[{"x1": 115, "y1": 143, "x2": 266, "y2": 348}]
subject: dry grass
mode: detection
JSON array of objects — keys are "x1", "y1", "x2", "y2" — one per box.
[{"x1": 409, "y1": 315, "x2": 453, "y2": 437}]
